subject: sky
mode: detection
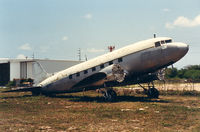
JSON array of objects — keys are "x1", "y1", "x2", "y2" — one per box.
[{"x1": 0, "y1": 0, "x2": 200, "y2": 69}]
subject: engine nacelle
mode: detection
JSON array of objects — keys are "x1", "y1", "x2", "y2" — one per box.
[{"x1": 100, "y1": 64, "x2": 126, "y2": 82}]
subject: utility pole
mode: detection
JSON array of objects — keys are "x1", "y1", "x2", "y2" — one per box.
[
  {"x1": 85, "y1": 54, "x2": 88, "y2": 61},
  {"x1": 78, "y1": 48, "x2": 81, "y2": 61},
  {"x1": 32, "y1": 53, "x2": 35, "y2": 59}
]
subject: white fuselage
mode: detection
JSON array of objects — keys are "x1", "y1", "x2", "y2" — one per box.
[{"x1": 38, "y1": 37, "x2": 189, "y2": 94}]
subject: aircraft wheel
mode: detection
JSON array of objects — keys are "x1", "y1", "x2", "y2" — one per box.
[
  {"x1": 103, "y1": 89, "x2": 117, "y2": 101},
  {"x1": 147, "y1": 88, "x2": 159, "y2": 98}
]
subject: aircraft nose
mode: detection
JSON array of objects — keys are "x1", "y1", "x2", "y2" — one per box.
[
  {"x1": 177, "y1": 43, "x2": 189, "y2": 54},
  {"x1": 165, "y1": 42, "x2": 189, "y2": 63}
]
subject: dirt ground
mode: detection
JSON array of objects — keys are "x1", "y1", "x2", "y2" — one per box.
[{"x1": 1, "y1": 88, "x2": 200, "y2": 132}]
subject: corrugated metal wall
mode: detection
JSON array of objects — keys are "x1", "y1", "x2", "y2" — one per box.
[
  {"x1": 20, "y1": 62, "x2": 27, "y2": 79},
  {"x1": 0, "y1": 59, "x2": 82, "y2": 85}
]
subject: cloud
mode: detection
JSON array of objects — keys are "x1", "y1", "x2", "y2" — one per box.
[
  {"x1": 165, "y1": 23, "x2": 174, "y2": 29},
  {"x1": 16, "y1": 54, "x2": 26, "y2": 59},
  {"x1": 162, "y1": 8, "x2": 170, "y2": 12},
  {"x1": 62, "y1": 36, "x2": 69, "y2": 41},
  {"x1": 166, "y1": 14, "x2": 200, "y2": 29},
  {"x1": 87, "y1": 48, "x2": 105, "y2": 53},
  {"x1": 19, "y1": 43, "x2": 32, "y2": 51},
  {"x1": 83, "y1": 13, "x2": 92, "y2": 19}
]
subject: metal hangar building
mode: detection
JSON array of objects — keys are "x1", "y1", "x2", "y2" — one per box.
[{"x1": 0, "y1": 58, "x2": 82, "y2": 86}]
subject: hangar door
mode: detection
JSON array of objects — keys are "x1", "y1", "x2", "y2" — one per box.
[
  {"x1": 0, "y1": 63, "x2": 10, "y2": 85},
  {"x1": 20, "y1": 62, "x2": 27, "y2": 79}
]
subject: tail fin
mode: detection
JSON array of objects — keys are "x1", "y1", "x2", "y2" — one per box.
[{"x1": 32, "y1": 62, "x2": 52, "y2": 85}]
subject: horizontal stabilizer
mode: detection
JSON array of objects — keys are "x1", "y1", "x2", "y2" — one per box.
[{"x1": 1, "y1": 86, "x2": 41, "y2": 93}]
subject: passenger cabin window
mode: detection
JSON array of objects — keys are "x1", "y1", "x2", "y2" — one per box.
[
  {"x1": 118, "y1": 58, "x2": 123, "y2": 62},
  {"x1": 100, "y1": 64, "x2": 104, "y2": 69},
  {"x1": 161, "y1": 40, "x2": 165, "y2": 44},
  {"x1": 155, "y1": 41, "x2": 161, "y2": 47},
  {"x1": 84, "y1": 70, "x2": 88, "y2": 74},
  {"x1": 69, "y1": 75, "x2": 72, "y2": 79},
  {"x1": 165, "y1": 39, "x2": 172, "y2": 43},
  {"x1": 92, "y1": 67, "x2": 96, "y2": 72},
  {"x1": 76, "y1": 72, "x2": 80, "y2": 77},
  {"x1": 109, "y1": 61, "x2": 113, "y2": 65}
]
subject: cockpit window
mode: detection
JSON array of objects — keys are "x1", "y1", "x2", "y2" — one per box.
[
  {"x1": 161, "y1": 40, "x2": 165, "y2": 44},
  {"x1": 155, "y1": 41, "x2": 161, "y2": 47},
  {"x1": 165, "y1": 39, "x2": 172, "y2": 43}
]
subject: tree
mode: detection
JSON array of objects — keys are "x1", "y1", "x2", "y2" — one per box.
[
  {"x1": 165, "y1": 68, "x2": 178, "y2": 78},
  {"x1": 165, "y1": 65, "x2": 200, "y2": 81},
  {"x1": 183, "y1": 70, "x2": 200, "y2": 80}
]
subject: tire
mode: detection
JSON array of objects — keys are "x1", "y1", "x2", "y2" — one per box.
[
  {"x1": 103, "y1": 89, "x2": 117, "y2": 101},
  {"x1": 147, "y1": 88, "x2": 159, "y2": 98}
]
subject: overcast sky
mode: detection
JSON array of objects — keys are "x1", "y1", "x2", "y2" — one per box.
[{"x1": 0, "y1": 0, "x2": 200, "y2": 68}]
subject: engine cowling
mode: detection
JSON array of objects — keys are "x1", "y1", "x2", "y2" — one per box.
[{"x1": 100, "y1": 64, "x2": 126, "y2": 82}]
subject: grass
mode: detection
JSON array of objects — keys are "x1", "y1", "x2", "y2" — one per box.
[
  {"x1": 159, "y1": 90, "x2": 200, "y2": 96},
  {"x1": 1, "y1": 89, "x2": 200, "y2": 131}
]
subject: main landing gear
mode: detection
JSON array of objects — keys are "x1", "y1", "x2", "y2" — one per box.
[
  {"x1": 139, "y1": 82, "x2": 159, "y2": 98},
  {"x1": 100, "y1": 88, "x2": 117, "y2": 101}
]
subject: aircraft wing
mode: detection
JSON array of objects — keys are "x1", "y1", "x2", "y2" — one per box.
[
  {"x1": 72, "y1": 64, "x2": 127, "y2": 88},
  {"x1": 1, "y1": 86, "x2": 41, "y2": 93},
  {"x1": 72, "y1": 72, "x2": 107, "y2": 88}
]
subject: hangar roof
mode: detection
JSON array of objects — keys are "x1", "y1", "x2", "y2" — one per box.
[{"x1": 0, "y1": 58, "x2": 82, "y2": 64}]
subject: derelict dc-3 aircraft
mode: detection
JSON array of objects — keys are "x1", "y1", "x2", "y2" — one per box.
[{"x1": 3, "y1": 37, "x2": 189, "y2": 100}]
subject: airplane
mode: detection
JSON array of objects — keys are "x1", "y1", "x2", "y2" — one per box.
[{"x1": 2, "y1": 37, "x2": 189, "y2": 100}]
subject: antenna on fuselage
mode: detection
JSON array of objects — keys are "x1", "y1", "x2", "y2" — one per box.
[{"x1": 154, "y1": 34, "x2": 156, "y2": 38}]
